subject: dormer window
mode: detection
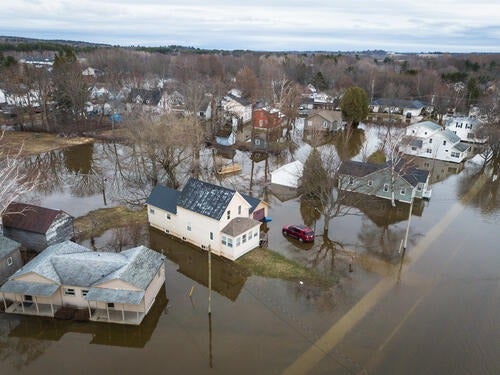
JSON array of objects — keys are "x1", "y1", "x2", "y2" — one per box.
[
  {"x1": 443, "y1": 140, "x2": 447, "y2": 146},
  {"x1": 429, "y1": 138, "x2": 433, "y2": 144}
]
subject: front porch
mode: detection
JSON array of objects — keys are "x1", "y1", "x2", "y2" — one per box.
[
  {"x1": 4, "y1": 300, "x2": 58, "y2": 317},
  {"x1": 89, "y1": 308, "x2": 146, "y2": 325}
]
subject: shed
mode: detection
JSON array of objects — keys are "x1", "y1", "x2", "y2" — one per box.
[
  {"x1": 2, "y1": 202, "x2": 75, "y2": 252},
  {"x1": 270, "y1": 160, "x2": 304, "y2": 188},
  {"x1": 0, "y1": 235, "x2": 23, "y2": 284}
]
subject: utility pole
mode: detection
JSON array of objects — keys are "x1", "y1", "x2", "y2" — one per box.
[
  {"x1": 208, "y1": 244, "x2": 212, "y2": 315},
  {"x1": 401, "y1": 192, "x2": 415, "y2": 253}
]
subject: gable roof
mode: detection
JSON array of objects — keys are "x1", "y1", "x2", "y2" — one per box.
[
  {"x1": 308, "y1": 110, "x2": 342, "y2": 123},
  {"x1": 146, "y1": 185, "x2": 179, "y2": 214},
  {"x1": 177, "y1": 178, "x2": 236, "y2": 220},
  {"x1": 0, "y1": 235, "x2": 21, "y2": 258},
  {"x1": 3, "y1": 241, "x2": 164, "y2": 295},
  {"x1": 409, "y1": 121, "x2": 441, "y2": 132},
  {"x1": 442, "y1": 129, "x2": 461, "y2": 144},
  {"x1": 339, "y1": 160, "x2": 384, "y2": 177},
  {"x1": 225, "y1": 93, "x2": 251, "y2": 107},
  {"x1": 241, "y1": 194, "x2": 261, "y2": 213},
  {"x1": 339, "y1": 160, "x2": 429, "y2": 187},
  {"x1": 2, "y1": 202, "x2": 71, "y2": 234}
]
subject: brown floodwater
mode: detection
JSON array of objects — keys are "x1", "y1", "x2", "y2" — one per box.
[{"x1": 1, "y1": 126, "x2": 498, "y2": 375}]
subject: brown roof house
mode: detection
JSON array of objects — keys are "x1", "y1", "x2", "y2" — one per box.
[
  {"x1": 2, "y1": 202, "x2": 75, "y2": 252},
  {"x1": 0, "y1": 235, "x2": 23, "y2": 284}
]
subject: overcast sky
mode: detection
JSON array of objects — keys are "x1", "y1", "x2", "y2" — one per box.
[{"x1": 1, "y1": 0, "x2": 499, "y2": 52}]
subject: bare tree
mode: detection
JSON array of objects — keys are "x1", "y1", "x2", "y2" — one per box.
[{"x1": 0, "y1": 133, "x2": 39, "y2": 232}]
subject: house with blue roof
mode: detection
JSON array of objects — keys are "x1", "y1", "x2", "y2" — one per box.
[
  {"x1": 338, "y1": 160, "x2": 431, "y2": 204},
  {"x1": 146, "y1": 178, "x2": 269, "y2": 260},
  {"x1": 0, "y1": 241, "x2": 166, "y2": 325},
  {"x1": 401, "y1": 121, "x2": 471, "y2": 163}
]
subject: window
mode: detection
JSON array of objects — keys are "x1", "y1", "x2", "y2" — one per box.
[
  {"x1": 255, "y1": 138, "x2": 261, "y2": 146},
  {"x1": 210, "y1": 232, "x2": 213, "y2": 240},
  {"x1": 24, "y1": 295, "x2": 33, "y2": 302},
  {"x1": 82, "y1": 290, "x2": 89, "y2": 297},
  {"x1": 236, "y1": 237, "x2": 241, "y2": 246},
  {"x1": 187, "y1": 222, "x2": 192, "y2": 231},
  {"x1": 167, "y1": 213, "x2": 171, "y2": 220},
  {"x1": 227, "y1": 238, "x2": 233, "y2": 248},
  {"x1": 64, "y1": 288, "x2": 75, "y2": 296},
  {"x1": 426, "y1": 148, "x2": 432, "y2": 154},
  {"x1": 238, "y1": 205, "x2": 241, "y2": 215},
  {"x1": 349, "y1": 177, "x2": 354, "y2": 185},
  {"x1": 242, "y1": 234, "x2": 247, "y2": 243},
  {"x1": 248, "y1": 231, "x2": 253, "y2": 240},
  {"x1": 412, "y1": 130, "x2": 415, "y2": 134},
  {"x1": 383, "y1": 184, "x2": 389, "y2": 192},
  {"x1": 149, "y1": 208, "x2": 155, "y2": 214},
  {"x1": 367, "y1": 180, "x2": 373, "y2": 186},
  {"x1": 411, "y1": 146, "x2": 417, "y2": 151},
  {"x1": 451, "y1": 152, "x2": 460, "y2": 158},
  {"x1": 467, "y1": 133, "x2": 474, "y2": 139},
  {"x1": 254, "y1": 230, "x2": 258, "y2": 238},
  {"x1": 259, "y1": 119, "x2": 263, "y2": 127},
  {"x1": 7, "y1": 256, "x2": 13, "y2": 266},
  {"x1": 227, "y1": 210, "x2": 231, "y2": 220},
  {"x1": 424, "y1": 132, "x2": 427, "y2": 135},
  {"x1": 323, "y1": 120, "x2": 328, "y2": 128},
  {"x1": 108, "y1": 303, "x2": 115, "y2": 309},
  {"x1": 400, "y1": 188, "x2": 406, "y2": 195},
  {"x1": 429, "y1": 138, "x2": 433, "y2": 144},
  {"x1": 443, "y1": 140, "x2": 447, "y2": 146},
  {"x1": 222, "y1": 236, "x2": 227, "y2": 245}
]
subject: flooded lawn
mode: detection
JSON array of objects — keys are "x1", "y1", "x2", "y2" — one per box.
[{"x1": 1, "y1": 124, "x2": 498, "y2": 374}]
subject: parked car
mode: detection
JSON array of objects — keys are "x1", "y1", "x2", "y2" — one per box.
[{"x1": 282, "y1": 224, "x2": 315, "y2": 242}]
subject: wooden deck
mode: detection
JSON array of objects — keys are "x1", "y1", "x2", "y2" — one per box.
[{"x1": 217, "y1": 163, "x2": 242, "y2": 175}]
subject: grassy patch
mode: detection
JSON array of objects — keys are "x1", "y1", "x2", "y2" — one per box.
[
  {"x1": 74, "y1": 206, "x2": 337, "y2": 287},
  {"x1": 367, "y1": 149, "x2": 386, "y2": 164},
  {"x1": 0, "y1": 131, "x2": 94, "y2": 157},
  {"x1": 238, "y1": 247, "x2": 337, "y2": 287},
  {"x1": 74, "y1": 206, "x2": 147, "y2": 240}
]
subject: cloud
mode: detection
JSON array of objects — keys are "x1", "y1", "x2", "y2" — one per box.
[{"x1": 1, "y1": 0, "x2": 499, "y2": 51}]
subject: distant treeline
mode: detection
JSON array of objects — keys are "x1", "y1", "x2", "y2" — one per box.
[{"x1": 0, "y1": 42, "x2": 103, "y2": 53}]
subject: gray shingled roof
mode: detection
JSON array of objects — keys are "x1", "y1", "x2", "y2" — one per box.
[
  {"x1": 339, "y1": 160, "x2": 428, "y2": 187},
  {"x1": 0, "y1": 280, "x2": 59, "y2": 296},
  {"x1": 226, "y1": 93, "x2": 251, "y2": 107},
  {"x1": 372, "y1": 98, "x2": 426, "y2": 109},
  {"x1": 85, "y1": 288, "x2": 145, "y2": 305},
  {"x1": 339, "y1": 160, "x2": 384, "y2": 177},
  {"x1": 221, "y1": 217, "x2": 261, "y2": 236},
  {"x1": 177, "y1": 178, "x2": 235, "y2": 220},
  {"x1": 148, "y1": 179, "x2": 263, "y2": 219},
  {"x1": 454, "y1": 143, "x2": 471, "y2": 152},
  {"x1": 96, "y1": 246, "x2": 165, "y2": 290},
  {"x1": 146, "y1": 185, "x2": 179, "y2": 214},
  {"x1": 442, "y1": 129, "x2": 461, "y2": 144},
  {"x1": 7, "y1": 241, "x2": 164, "y2": 295},
  {"x1": 0, "y1": 235, "x2": 21, "y2": 259}
]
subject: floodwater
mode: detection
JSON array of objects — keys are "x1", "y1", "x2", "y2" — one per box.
[{"x1": 1, "y1": 124, "x2": 498, "y2": 375}]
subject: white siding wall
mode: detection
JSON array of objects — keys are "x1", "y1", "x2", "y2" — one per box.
[
  {"x1": 143, "y1": 264, "x2": 166, "y2": 314},
  {"x1": 402, "y1": 133, "x2": 466, "y2": 163}
]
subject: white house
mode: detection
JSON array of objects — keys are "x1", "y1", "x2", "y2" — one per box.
[
  {"x1": 0, "y1": 241, "x2": 166, "y2": 325},
  {"x1": 221, "y1": 89, "x2": 252, "y2": 127},
  {"x1": 401, "y1": 121, "x2": 471, "y2": 163},
  {"x1": 146, "y1": 178, "x2": 268, "y2": 261},
  {"x1": 445, "y1": 116, "x2": 487, "y2": 144}
]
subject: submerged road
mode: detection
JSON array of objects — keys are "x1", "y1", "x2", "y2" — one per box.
[{"x1": 283, "y1": 174, "x2": 498, "y2": 375}]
